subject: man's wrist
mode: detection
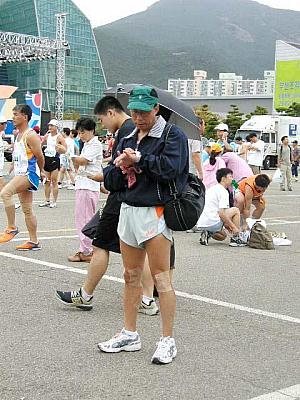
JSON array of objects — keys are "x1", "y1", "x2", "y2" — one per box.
[{"x1": 134, "y1": 150, "x2": 141, "y2": 163}]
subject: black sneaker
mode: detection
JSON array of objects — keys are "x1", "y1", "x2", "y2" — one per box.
[
  {"x1": 55, "y1": 288, "x2": 93, "y2": 310},
  {"x1": 199, "y1": 230, "x2": 209, "y2": 246},
  {"x1": 229, "y1": 237, "x2": 247, "y2": 247}
]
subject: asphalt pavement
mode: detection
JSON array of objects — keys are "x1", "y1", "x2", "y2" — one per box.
[{"x1": 0, "y1": 168, "x2": 299, "y2": 400}]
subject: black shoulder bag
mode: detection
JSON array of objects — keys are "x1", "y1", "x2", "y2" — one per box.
[{"x1": 163, "y1": 124, "x2": 206, "y2": 231}]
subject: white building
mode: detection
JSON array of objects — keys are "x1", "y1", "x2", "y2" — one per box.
[
  {"x1": 168, "y1": 70, "x2": 275, "y2": 97},
  {"x1": 167, "y1": 78, "x2": 195, "y2": 97},
  {"x1": 193, "y1": 70, "x2": 207, "y2": 96}
]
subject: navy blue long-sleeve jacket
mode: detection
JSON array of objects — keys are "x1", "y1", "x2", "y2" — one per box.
[{"x1": 103, "y1": 122, "x2": 189, "y2": 207}]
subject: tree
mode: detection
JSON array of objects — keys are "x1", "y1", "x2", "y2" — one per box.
[
  {"x1": 276, "y1": 103, "x2": 300, "y2": 116},
  {"x1": 224, "y1": 105, "x2": 245, "y2": 137},
  {"x1": 194, "y1": 104, "x2": 220, "y2": 138},
  {"x1": 245, "y1": 105, "x2": 268, "y2": 120}
]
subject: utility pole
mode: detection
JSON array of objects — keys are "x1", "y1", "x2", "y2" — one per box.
[{"x1": 55, "y1": 13, "x2": 68, "y2": 134}]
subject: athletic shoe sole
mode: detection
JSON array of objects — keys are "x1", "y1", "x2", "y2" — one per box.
[
  {"x1": 151, "y1": 350, "x2": 177, "y2": 365},
  {"x1": 97, "y1": 342, "x2": 141, "y2": 353},
  {"x1": 16, "y1": 247, "x2": 41, "y2": 251},
  {"x1": 55, "y1": 292, "x2": 93, "y2": 311}
]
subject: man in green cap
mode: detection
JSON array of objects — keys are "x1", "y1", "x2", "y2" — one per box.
[{"x1": 97, "y1": 86, "x2": 189, "y2": 365}]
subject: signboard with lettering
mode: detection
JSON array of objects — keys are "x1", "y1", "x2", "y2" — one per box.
[{"x1": 274, "y1": 59, "x2": 300, "y2": 109}]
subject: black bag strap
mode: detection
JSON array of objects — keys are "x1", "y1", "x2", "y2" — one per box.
[{"x1": 163, "y1": 123, "x2": 178, "y2": 198}]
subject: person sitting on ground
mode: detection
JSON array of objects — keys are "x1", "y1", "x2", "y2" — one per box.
[
  {"x1": 196, "y1": 168, "x2": 246, "y2": 247},
  {"x1": 202, "y1": 143, "x2": 226, "y2": 189},
  {"x1": 234, "y1": 174, "x2": 271, "y2": 231}
]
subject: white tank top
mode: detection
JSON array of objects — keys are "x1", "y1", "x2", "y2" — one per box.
[{"x1": 44, "y1": 133, "x2": 59, "y2": 157}]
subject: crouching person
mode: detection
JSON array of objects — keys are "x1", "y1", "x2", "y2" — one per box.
[
  {"x1": 234, "y1": 174, "x2": 271, "y2": 231},
  {"x1": 197, "y1": 168, "x2": 246, "y2": 247}
]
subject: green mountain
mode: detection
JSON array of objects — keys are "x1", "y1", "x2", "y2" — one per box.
[{"x1": 94, "y1": 0, "x2": 300, "y2": 88}]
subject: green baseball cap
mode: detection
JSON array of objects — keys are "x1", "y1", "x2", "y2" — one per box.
[{"x1": 127, "y1": 86, "x2": 159, "y2": 112}]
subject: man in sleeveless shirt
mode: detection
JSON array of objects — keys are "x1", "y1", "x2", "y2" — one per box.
[
  {"x1": 234, "y1": 174, "x2": 271, "y2": 231},
  {"x1": 40, "y1": 119, "x2": 67, "y2": 208},
  {"x1": 0, "y1": 104, "x2": 45, "y2": 250}
]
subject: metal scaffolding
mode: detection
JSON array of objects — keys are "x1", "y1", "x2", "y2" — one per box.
[
  {"x1": 0, "y1": 14, "x2": 70, "y2": 131},
  {"x1": 54, "y1": 13, "x2": 68, "y2": 133}
]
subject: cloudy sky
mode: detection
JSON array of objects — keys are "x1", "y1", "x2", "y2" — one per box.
[{"x1": 72, "y1": 0, "x2": 300, "y2": 27}]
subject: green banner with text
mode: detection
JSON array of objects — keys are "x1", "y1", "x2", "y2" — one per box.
[{"x1": 274, "y1": 59, "x2": 300, "y2": 109}]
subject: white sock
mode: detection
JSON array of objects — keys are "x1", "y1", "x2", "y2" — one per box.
[
  {"x1": 81, "y1": 287, "x2": 92, "y2": 301},
  {"x1": 142, "y1": 295, "x2": 154, "y2": 305},
  {"x1": 123, "y1": 328, "x2": 138, "y2": 337}
]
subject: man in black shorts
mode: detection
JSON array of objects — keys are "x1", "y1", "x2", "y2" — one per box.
[
  {"x1": 40, "y1": 120, "x2": 66, "y2": 208},
  {"x1": 55, "y1": 98, "x2": 151, "y2": 309}
]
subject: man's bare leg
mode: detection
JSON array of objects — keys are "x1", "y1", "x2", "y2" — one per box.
[
  {"x1": 141, "y1": 257, "x2": 154, "y2": 298},
  {"x1": 18, "y1": 190, "x2": 37, "y2": 243},
  {"x1": 120, "y1": 240, "x2": 145, "y2": 332},
  {"x1": 145, "y1": 235, "x2": 174, "y2": 337},
  {"x1": 51, "y1": 169, "x2": 59, "y2": 203},
  {"x1": 82, "y1": 247, "x2": 110, "y2": 295}
]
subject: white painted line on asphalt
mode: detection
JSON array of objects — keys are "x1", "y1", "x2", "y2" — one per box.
[
  {"x1": 264, "y1": 216, "x2": 300, "y2": 220},
  {"x1": 248, "y1": 384, "x2": 300, "y2": 399},
  {"x1": 0, "y1": 251, "x2": 299, "y2": 326},
  {"x1": 268, "y1": 220, "x2": 300, "y2": 226},
  {"x1": 12, "y1": 235, "x2": 78, "y2": 242},
  {"x1": 19, "y1": 228, "x2": 76, "y2": 234},
  {"x1": 267, "y1": 194, "x2": 300, "y2": 198}
]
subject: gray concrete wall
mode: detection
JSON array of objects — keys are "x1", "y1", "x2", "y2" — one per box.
[{"x1": 180, "y1": 95, "x2": 273, "y2": 116}]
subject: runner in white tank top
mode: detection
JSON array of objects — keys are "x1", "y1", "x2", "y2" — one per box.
[
  {"x1": 0, "y1": 104, "x2": 45, "y2": 250},
  {"x1": 40, "y1": 119, "x2": 67, "y2": 208}
]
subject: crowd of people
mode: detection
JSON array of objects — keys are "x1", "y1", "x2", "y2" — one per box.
[{"x1": 0, "y1": 87, "x2": 299, "y2": 365}]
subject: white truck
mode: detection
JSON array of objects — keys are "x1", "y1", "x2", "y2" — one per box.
[{"x1": 235, "y1": 115, "x2": 300, "y2": 169}]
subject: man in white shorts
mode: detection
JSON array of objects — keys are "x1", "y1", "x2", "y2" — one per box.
[
  {"x1": 98, "y1": 86, "x2": 189, "y2": 365},
  {"x1": 197, "y1": 167, "x2": 246, "y2": 247}
]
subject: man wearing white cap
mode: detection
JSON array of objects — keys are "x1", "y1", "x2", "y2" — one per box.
[
  {"x1": 215, "y1": 123, "x2": 233, "y2": 152},
  {"x1": 0, "y1": 118, "x2": 7, "y2": 190},
  {"x1": 40, "y1": 119, "x2": 67, "y2": 208}
]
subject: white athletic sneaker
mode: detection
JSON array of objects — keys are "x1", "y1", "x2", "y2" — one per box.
[
  {"x1": 49, "y1": 202, "x2": 57, "y2": 208},
  {"x1": 151, "y1": 336, "x2": 177, "y2": 364},
  {"x1": 39, "y1": 201, "x2": 50, "y2": 208},
  {"x1": 67, "y1": 185, "x2": 75, "y2": 190},
  {"x1": 98, "y1": 329, "x2": 141, "y2": 353},
  {"x1": 138, "y1": 299, "x2": 159, "y2": 316}
]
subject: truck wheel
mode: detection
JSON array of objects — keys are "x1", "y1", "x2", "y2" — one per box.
[{"x1": 263, "y1": 157, "x2": 271, "y2": 170}]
